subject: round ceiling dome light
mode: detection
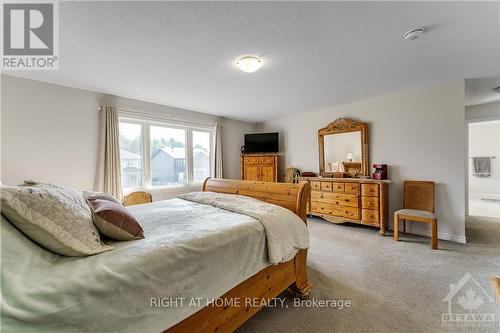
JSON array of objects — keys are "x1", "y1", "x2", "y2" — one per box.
[
  {"x1": 404, "y1": 28, "x2": 425, "y2": 41},
  {"x1": 236, "y1": 56, "x2": 262, "y2": 73}
]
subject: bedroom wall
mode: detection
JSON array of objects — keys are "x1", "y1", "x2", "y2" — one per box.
[
  {"x1": 0, "y1": 75, "x2": 256, "y2": 200},
  {"x1": 258, "y1": 80, "x2": 466, "y2": 243}
]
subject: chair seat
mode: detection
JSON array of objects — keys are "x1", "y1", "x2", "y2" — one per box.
[{"x1": 395, "y1": 209, "x2": 435, "y2": 219}]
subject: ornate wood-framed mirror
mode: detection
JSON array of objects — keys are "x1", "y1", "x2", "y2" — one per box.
[{"x1": 318, "y1": 118, "x2": 369, "y2": 177}]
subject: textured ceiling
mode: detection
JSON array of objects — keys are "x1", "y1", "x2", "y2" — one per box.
[{"x1": 8, "y1": 1, "x2": 500, "y2": 122}]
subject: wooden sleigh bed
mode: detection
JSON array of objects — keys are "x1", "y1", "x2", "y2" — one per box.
[
  {"x1": 166, "y1": 178, "x2": 312, "y2": 333},
  {"x1": 0, "y1": 178, "x2": 311, "y2": 333}
]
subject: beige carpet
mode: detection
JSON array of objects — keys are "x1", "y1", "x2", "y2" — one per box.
[
  {"x1": 466, "y1": 215, "x2": 500, "y2": 246},
  {"x1": 237, "y1": 217, "x2": 500, "y2": 333}
]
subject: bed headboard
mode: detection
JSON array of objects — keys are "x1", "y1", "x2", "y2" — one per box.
[{"x1": 201, "y1": 178, "x2": 311, "y2": 223}]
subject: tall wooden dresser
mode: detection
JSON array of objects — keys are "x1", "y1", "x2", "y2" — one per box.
[
  {"x1": 241, "y1": 153, "x2": 279, "y2": 182},
  {"x1": 298, "y1": 177, "x2": 391, "y2": 235}
]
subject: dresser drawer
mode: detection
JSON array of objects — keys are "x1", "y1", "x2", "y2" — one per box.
[
  {"x1": 345, "y1": 183, "x2": 360, "y2": 194},
  {"x1": 311, "y1": 191, "x2": 358, "y2": 207},
  {"x1": 310, "y1": 181, "x2": 321, "y2": 191},
  {"x1": 361, "y1": 184, "x2": 379, "y2": 197},
  {"x1": 243, "y1": 156, "x2": 259, "y2": 164},
  {"x1": 361, "y1": 196, "x2": 379, "y2": 210},
  {"x1": 362, "y1": 209, "x2": 380, "y2": 223},
  {"x1": 311, "y1": 202, "x2": 359, "y2": 219},
  {"x1": 332, "y1": 182, "x2": 345, "y2": 192},
  {"x1": 321, "y1": 182, "x2": 332, "y2": 191},
  {"x1": 258, "y1": 156, "x2": 275, "y2": 164}
]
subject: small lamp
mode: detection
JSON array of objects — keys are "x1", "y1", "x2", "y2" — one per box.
[{"x1": 346, "y1": 153, "x2": 353, "y2": 162}]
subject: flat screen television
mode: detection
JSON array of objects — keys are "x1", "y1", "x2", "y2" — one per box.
[{"x1": 244, "y1": 132, "x2": 279, "y2": 153}]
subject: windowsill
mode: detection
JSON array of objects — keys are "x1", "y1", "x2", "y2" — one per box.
[{"x1": 123, "y1": 183, "x2": 202, "y2": 195}]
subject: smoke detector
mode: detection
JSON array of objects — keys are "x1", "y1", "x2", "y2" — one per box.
[{"x1": 404, "y1": 28, "x2": 425, "y2": 41}]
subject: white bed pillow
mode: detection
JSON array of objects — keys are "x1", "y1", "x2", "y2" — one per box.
[
  {"x1": 82, "y1": 191, "x2": 122, "y2": 204},
  {"x1": 0, "y1": 184, "x2": 113, "y2": 256}
]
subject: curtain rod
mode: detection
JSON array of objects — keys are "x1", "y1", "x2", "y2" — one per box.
[{"x1": 98, "y1": 106, "x2": 222, "y2": 128}]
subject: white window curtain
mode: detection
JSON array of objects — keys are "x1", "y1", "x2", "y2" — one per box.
[
  {"x1": 95, "y1": 106, "x2": 123, "y2": 200},
  {"x1": 211, "y1": 122, "x2": 223, "y2": 178}
]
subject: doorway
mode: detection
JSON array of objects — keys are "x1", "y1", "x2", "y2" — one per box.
[
  {"x1": 466, "y1": 119, "x2": 500, "y2": 245},
  {"x1": 467, "y1": 120, "x2": 500, "y2": 219}
]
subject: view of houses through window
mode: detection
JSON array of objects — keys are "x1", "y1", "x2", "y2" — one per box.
[
  {"x1": 150, "y1": 126, "x2": 186, "y2": 186},
  {"x1": 193, "y1": 131, "x2": 211, "y2": 183},
  {"x1": 119, "y1": 117, "x2": 212, "y2": 190},
  {"x1": 119, "y1": 122, "x2": 143, "y2": 189}
]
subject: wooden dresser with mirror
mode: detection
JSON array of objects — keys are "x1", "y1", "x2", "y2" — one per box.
[{"x1": 298, "y1": 118, "x2": 390, "y2": 235}]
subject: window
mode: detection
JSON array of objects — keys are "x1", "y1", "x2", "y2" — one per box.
[
  {"x1": 119, "y1": 122, "x2": 143, "y2": 189},
  {"x1": 150, "y1": 126, "x2": 186, "y2": 186},
  {"x1": 118, "y1": 115, "x2": 213, "y2": 190},
  {"x1": 192, "y1": 131, "x2": 211, "y2": 183}
]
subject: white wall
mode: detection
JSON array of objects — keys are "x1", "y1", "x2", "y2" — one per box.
[
  {"x1": 465, "y1": 101, "x2": 500, "y2": 121},
  {"x1": 1, "y1": 75, "x2": 256, "y2": 200},
  {"x1": 468, "y1": 121, "x2": 500, "y2": 195},
  {"x1": 258, "y1": 81, "x2": 466, "y2": 243}
]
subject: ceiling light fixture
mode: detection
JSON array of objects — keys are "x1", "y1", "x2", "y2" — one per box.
[
  {"x1": 404, "y1": 28, "x2": 424, "y2": 41},
  {"x1": 236, "y1": 56, "x2": 262, "y2": 73}
]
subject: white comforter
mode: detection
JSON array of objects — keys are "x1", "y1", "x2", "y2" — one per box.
[
  {"x1": 178, "y1": 191, "x2": 309, "y2": 264},
  {"x1": 1, "y1": 194, "x2": 309, "y2": 333}
]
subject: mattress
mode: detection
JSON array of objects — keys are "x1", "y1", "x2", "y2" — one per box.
[{"x1": 1, "y1": 198, "x2": 269, "y2": 333}]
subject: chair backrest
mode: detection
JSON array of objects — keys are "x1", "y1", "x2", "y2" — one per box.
[
  {"x1": 123, "y1": 191, "x2": 152, "y2": 206},
  {"x1": 284, "y1": 168, "x2": 300, "y2": 183},
  {"x1": 491, "y1": 276, "x2": 500, "y2": 307},
  {"x1": 403, "y1": 180, "x2": 435, "y2": 213}
]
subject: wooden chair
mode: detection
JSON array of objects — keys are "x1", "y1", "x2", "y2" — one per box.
[
  {"x1": 123, "y1": 191, "x2": 152, "y2": 206},
  {"x1": 492, "y1": 276, "x2": 500, "y2": 307},
  {"x1": 285, "y1": 168, "x2": 300, "y2": 183},
  {"x1": 394, "y1": 181, "x2": 438, "y2": 249}
]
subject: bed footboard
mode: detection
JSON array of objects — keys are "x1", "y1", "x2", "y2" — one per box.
[
  {"x1": 165, "y1": 178, "x2": 311, "y2": 333},
  {"x1": 201, "y1": 178, "x2": 310, "y2": 223}
]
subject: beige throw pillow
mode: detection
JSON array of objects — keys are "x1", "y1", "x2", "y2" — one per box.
[{"x1": 0, "y1": 184, "x2": 113, "y2": 256}]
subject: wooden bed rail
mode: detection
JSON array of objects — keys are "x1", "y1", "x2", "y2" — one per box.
[
  {"x1": 202, "y1": 178, "x2": 311, "y2": 223},
  {"x1": 166, "y1": 178, "x2": 312, "y2": 333}
]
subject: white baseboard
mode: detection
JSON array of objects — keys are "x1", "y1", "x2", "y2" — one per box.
[
  {"x1": 389, "y1": 225, "x2": 466, "y2": 244},
  {"x1": 411, "y1": 227, "x2": 466, "y2": 244}
]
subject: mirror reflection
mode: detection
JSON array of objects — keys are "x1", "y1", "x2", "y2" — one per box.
[{"x1": 323, "y1": 131, "x2": 362, "y2": 175}]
